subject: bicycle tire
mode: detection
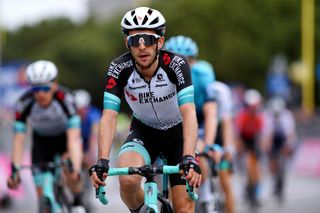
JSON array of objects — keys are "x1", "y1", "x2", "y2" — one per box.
[{"x1": 158, "y1": 194, "x2": 173, "y2": 213}]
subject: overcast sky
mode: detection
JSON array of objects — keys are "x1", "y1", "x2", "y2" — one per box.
[{"x1": 0, "y1": 0, "x2": 89, "y2": 31}]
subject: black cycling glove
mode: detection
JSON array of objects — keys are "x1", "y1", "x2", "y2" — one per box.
[
  {"x1": 180, "y1": 155, "x2": 201, "y2": 176},
  {"x1": 88, "y1": 159, "x2": 109, "y2": 180}
]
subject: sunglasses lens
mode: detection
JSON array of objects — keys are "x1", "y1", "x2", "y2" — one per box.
[
  {"x1": 128, "y1": 34, "x2": 158, "y2": 47},
  {"x1": 32, "y1": 86, "x2": 51, "y2": 92}
]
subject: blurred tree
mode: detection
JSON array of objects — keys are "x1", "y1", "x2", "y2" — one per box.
[{"x1": 2, "y1": 0, "x2": 318, "y2": 106}]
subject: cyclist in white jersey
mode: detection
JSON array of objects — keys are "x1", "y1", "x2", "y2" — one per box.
[
  {"x1": 7, "y1": 60, "x2": 84, "y2": 210},
  {"x1": 88, "y1": 7, "x2": 201, "y2": 213},
  {"x1": 263, "y1": 96, "x2": 296, "y2": 201},
  {"x1": 209, "y1": 81, "x2": 236, "y2": 213}
]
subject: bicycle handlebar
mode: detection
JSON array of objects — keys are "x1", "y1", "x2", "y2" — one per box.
[
  {"x1": 17, "y1": 159, "x2": 73, "y2": 173},
  {"x1": 97, "y1": 164, "x2": 198, "y2": 205}
]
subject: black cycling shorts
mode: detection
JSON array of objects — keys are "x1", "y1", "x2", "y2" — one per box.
[
  {"x1": 32, "y1": 132, "x2": 67, "y2": 166},
  {"x1": 123, "y1": 117, "x2": 185, "y2": 187}
]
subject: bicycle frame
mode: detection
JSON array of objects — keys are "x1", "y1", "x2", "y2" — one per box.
[
  {"x1": 17, "y1": 157, "x2": 73, "y2": 213},
  {"x1": 97, "y1": 164, "x2": 198, "y2": 213}
]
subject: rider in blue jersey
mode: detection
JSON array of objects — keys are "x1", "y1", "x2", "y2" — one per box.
[
  {"x1": 74, "y1": 89, "x2": 101, "y2": 166},
  {"x1": 165, "y1": 35, "x2": 220, "y2": 212}
]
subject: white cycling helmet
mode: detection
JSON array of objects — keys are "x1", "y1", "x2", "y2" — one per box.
[
  {"x1": 74, "y1": 89, "x2": 91, "y2": 109},
  {"x1": 244, "y1": 89, "x2": 262, "y2": 106},
  {"x1": 121, "y1": 7, "x2": 166, "y2": 36},
  {"x1": 26, "y1": 60, "x2": 58, "y2": 85}
]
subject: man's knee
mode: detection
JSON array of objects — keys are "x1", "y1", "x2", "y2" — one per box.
[{"x1": 119, "y1": 175, "x2": 141, "y2": 193}]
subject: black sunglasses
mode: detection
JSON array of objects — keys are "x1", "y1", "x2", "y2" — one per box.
[{"x1": 127, "y1": 33, "x2": 160, "y2": 48}]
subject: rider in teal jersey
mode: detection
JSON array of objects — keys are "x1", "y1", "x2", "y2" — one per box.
[
  {"x1": 165, "y1": 35, "x2": 220, "y2": 211},
  {"x1": 165, "y1": 35, "x2": 234, "y2": 213}
]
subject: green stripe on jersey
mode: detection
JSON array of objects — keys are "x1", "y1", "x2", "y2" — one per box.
[
  {"x1": 103, "y1": 92, "x2": 121, "y2": 112},
  {"x1": 177, "y1": 86, "x2": 194, "y2": 106}
]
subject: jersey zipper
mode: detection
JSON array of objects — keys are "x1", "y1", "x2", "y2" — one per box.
[{"x1": 147, "y1": 82, "x2": 161, "y2": 123}]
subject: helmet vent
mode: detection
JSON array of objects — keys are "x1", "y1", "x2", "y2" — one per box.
[
  {"x1": 133, "y1": 16, "x2": 139, "y2": 25},
  {"x1": 147, "y1": 9, "x2": 153, "y2": 15},
  {"x1": 150, "y1": 17, "x2": 159, "y2": 25},
  {"x1": 142, "y1": 15, "x2": 148, "y2": 25},
  {"x1": 131, "y1": 10, "x2": 135, "y2": 16},
  {"x1": 124, "y1": 18, "x2": 131, "y2": 26}
]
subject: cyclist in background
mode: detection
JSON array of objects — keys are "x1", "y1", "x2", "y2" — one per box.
[
  {"x1": 88, "y1": 7, "x2": 201, "y2": 213},
  {"x1": 264, "y1": 96, "x2": 296, "y2": 202},
  {"x1": 235, "y1": 89, "x2": 264, "y2": 207},
  {"x1": 165, "y1": 35, "x2": 219, "y2": 212},
  {"x1": 208, "y1": 80, "x2": 236, "y2": 213},
  {"x1": 7, "y1": 60, "x2": 85, "y2": 211},
  {"x1": 74, "y1": 89, "x2": 101, "y2": 211},
  {"x1": 74, "y1": 89, "x2": 101, "y2": 168}
]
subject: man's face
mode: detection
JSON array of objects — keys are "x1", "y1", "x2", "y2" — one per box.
[
  {"x1": 126, "y1": 29, "x2": 164, "y2": 69},
  {"x1": 32, "y1": 82, "x2": 57, "y2": 107}
]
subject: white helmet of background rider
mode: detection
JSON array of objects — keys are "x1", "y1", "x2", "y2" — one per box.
[
  {"x1": 121, "y1": 7, "x2": 166, "y2": 36},
  {"x1": 74, "y1": 89, "x2": 91, "y2": 109},
  {"x1": 267, "y1": 96, "x2": 286, "y2": 114},
  {"x1": 244, "y1": 89, "x2": 262, "y2": 106},
  {"x1": 26, "y1": 60, "x2": 58, "y2": 85}
]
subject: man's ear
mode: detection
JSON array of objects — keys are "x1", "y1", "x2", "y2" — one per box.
[{"x1": 158, "y1": 36, "x2": 165, "y2": 50}]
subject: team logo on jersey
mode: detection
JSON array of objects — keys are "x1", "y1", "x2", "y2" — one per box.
[
  {"x1": 138, "y1": 91, "x2": 176, "y2": 104},
  {"x1": 156, "y1": 73, "x2": 165, "y2": 83},
  {"x1": 162, "y1": 53, "x2": 171, "y2": 65},
  {"x1": 169, "y1": 56, "x2": 186, "y2": 86},
  {"x1": 106, "y1": 77, "x2": 117, "y2": 89},
  {"x1": 132, "y1": 78, "x2": 141, "y2": 84},
  {"x1": 125, "y1": 90, "x2": 138, "y2": 101}
]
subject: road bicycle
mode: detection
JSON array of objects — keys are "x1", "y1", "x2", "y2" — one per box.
[
  {"x1": 197, "y1": 144, "x2": 228, "y2": 213},
  {"x1": 96, "y1": 157, "x2": 198, "y2": 213},
  {"x1": 13, "y1": 156, "x2": 74, "y2": 213}
]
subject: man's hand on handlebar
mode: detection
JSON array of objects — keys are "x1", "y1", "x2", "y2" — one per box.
[
  {"x1": 88, "y1": 159, "x2": 109, "y2": 189},
  {"x1": 7, "y1": 163, "x2": 21, "y2": 189},
  {"x1": 180, "y1": 155, "x2": 202, "y2": 187}
]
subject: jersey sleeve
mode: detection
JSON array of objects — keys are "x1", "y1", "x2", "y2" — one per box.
[
  {"x1": 103, "y1": 57, "x2": 132, "y2": 112},
  {"x1": 166, "y1": 54, "x2": 195, "y2": 106},
  {"x1": 13, "y1": 91, "x2": 33, "y2": 133},
  {"x1": 55, "y1": 88, "x2": 81, "y2": 129}
]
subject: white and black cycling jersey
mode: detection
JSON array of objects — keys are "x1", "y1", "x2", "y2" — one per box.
[
  {"x1": 209, "y1": 81, "x2": 234, "y2": 122},
  {"x1": 14, "y1": 86, "x2": 80, "y2": 136},
  {"x1": 103, "y1": 50, "x2": 194, "y2": 130}
]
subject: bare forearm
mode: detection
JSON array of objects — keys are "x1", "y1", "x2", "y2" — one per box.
[
  {"x1": 98, "y1": 110, "x2": 118, "y2": 160},
  {"x1": 67, "y1": 128, "x2": 83, "y2": 172},
  {"x1": 204, "y1": 102, "x2": 218, "y2": 146},
  {"x1": 181, "y1": 104, "x2": 198, "y2": 157},
  {"x1": 222, "y1": 117, "x2": 234, "y2": 148},
  {"x1": 12, "y1": 133, "x2": 26, "y2": 166}
]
